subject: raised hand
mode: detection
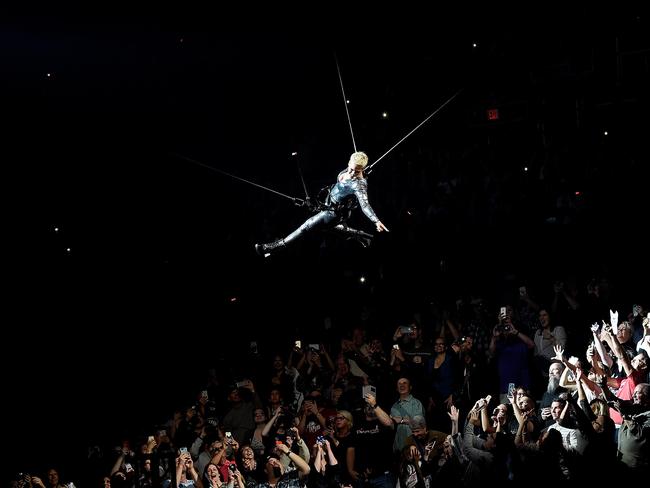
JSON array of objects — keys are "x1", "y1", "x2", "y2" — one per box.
[
  {"x1": 468, "y1": 410, "x2": 481, "y2": 426},
  {"x1": 145, "y1": 436, "x2": 157, "y2": 454},
  {"x1": 391, "y1": 347, "x2": 405, "y2": 362},
  {"x1": 424, "y1": 440, "x2": 436, "y2": 461},
  {"x1": 31, "y1": 478, "x2": 45, "y2": 488},
  {"x1": 610, "y1": 310, "x2": 619, "y2": 334},
  {"x1": 276, "y1": 442, "x2": 290, "y2": 455},
  {"x1": 470, "y1": 395, "x2": 490, "y2": 413},
  {"x1": 289, "y1": 426, "x2": 301, "y2": 442},
  {"x1": 363, "y1": 392, "x2": 377, "y2": 407},
  {"x1": 447, "y1": 405, "x2": 459, "y2": 423},
  {"x1": 553, "y1": 344, "x2": 565, "y2": 361},
  {"x1": 408, "y1": 444, "x2": 420, "y2": 461},
  {"x1": 586, "y1": 343, "x2": 596, "y2": 361},
  {"x1": 600, "y1": 326, "x2": 613, "y2": 342},
  {"x1": 591, "y1": 322, "x2": 600, "y2": 334}
]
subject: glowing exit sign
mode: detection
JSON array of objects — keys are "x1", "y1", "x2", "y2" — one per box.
[{"x1": 487, "y1": 108, "x2": 499, "y2": 121}]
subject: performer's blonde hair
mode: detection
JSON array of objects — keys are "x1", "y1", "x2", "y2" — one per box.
[{"x1": 349, "y1": 151, "x2": 369, "y2": 169}]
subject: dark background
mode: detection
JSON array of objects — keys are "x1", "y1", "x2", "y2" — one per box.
[{"x1": 4, "y1": 7, "x2": 650, "y2": 483}]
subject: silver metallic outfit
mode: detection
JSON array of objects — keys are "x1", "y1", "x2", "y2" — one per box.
[{"x1": 256, "y1": 170, "x2": 379, "y2": 255}]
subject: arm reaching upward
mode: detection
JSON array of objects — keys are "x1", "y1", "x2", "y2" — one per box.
[{"x1": 592, "y1": 326, "x2": 613, "y2": 369}]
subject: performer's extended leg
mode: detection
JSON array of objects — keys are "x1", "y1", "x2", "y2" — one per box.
[
  {"x1": 255, "y1": 210, "x2": 337, "y2": 256},
  {"x1": 331, "y1": 224, "x2": 373, "y2": 248}
]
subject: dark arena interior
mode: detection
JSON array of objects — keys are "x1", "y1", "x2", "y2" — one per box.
[{"x1": 5, "y1": 7, "x2": 650, "y2": 487}]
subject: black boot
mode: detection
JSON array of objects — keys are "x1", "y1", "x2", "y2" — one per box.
[
  {"x1": 333, "y1": 224, "x2": 373, "y2": 248},
  {"x1": 354, "y1": 231, "x2": 373, "y2": 248},
  {"x1": 255, "y1": 239, "x2": 286, "y2": 256}
]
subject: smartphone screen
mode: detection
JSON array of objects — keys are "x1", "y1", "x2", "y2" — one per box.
[
  {"x1": 507, "y1": 383, "x2": 515, "y2": 397},
  {"x1": 362, "y1": 385, "x2": 377, "y2": 398}
]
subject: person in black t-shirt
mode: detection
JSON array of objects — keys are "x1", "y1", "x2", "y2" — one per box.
[{"x1": 348, "y1": 392, "x2": 395, "y2": 488}]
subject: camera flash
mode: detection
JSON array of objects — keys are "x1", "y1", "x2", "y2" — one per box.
[{"x1": 359, "y1": 276, "x2": 366, "y2": 283}]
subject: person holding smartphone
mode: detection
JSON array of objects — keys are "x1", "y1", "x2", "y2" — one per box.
[
  {"x1": 175, "y1": 450, "x2": 201, "y2": 488},
  {"x1": 298, "y1": 391, "x2": 336, "y2": 450},
  {"x1": 348, "y1": 391, "x2": 395, "y2": 487},
  {"x1": 533, "y1": 308, "x2": 567, "y2": 376},
  {"x1": 489, "y1": 305, "x2": 535, "y2": 404},
  {"x1": 393, "y1": 322, "x2": 434, "y2": 399},
  {"x1": 261, "y1": 442, "x2": 311, "y2": 486}
]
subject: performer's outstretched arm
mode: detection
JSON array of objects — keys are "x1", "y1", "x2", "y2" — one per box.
[{"x1": 353, "y1": 179, "x2": 388, "y2": 232}]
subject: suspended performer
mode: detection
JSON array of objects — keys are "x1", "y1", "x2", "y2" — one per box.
[{"x1": 255, "y1": 151, "x2": 389, "y2": 256}]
